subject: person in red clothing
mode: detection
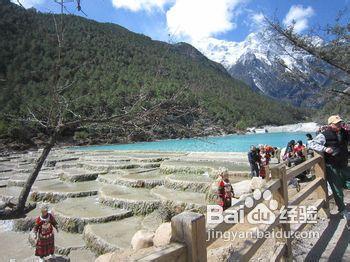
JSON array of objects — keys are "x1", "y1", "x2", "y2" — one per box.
[
  {"x1": 33, "y1": 206, "x2": 59, "y2": 261},
  {"x1": 291, "y1": 140, "x2": 308, "y2": 181},
  {"x1": 259, "y1": 145, "x2": 271, "y2": 178},
  {"x1": 293, "y1": 140, "x2": 306, "y2": 159},
  {"x1": 217, "y1": 169, "x2": 234, "y2": 210},
  {"x1": 264, "y1": 145, "x2": 275, "y2": 157}
]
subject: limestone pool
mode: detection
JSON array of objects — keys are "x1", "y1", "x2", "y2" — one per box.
[{"x1": 74, "y1": 132, "x2": 313, "y2": 152}]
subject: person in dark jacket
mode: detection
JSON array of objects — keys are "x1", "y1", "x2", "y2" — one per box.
[
  {"x1": 308, "y1": 115, "x2": 350, "y2": 219},
  {"x1": 306, "y1": 133, "x2": 314, "y2": 158},
  {"x1": 248, "y1": 146, "x2": 260, "y2": 177},
  {"x1": 283, "y1": 140, "x2": 296, "y2": 163}
]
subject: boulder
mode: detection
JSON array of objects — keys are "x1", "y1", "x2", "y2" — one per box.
[
  {"x1": 131, "y1": 230, "x2": 154, "y2": 250},
  {"x1": 250, "y1": 177, "x2": 266, "y2": 190},
  {"x1": 95, "y1": 252, "x2": 114, "y2": 262},
  {"x1": 153, "y1": 222, "x2": 172, "y2": 247},
  {"x1": 232, "y1": 180, "x2": 252, "y2": 198}
]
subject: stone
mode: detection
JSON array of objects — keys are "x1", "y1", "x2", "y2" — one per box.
[
  {"x1": 250, "y1": 177, "x2": 266, "y2": 190},
  {"x1": 131, "y1": 230, "x2": 154, "y2": 250},
  {"x1": 232, "y1": 180, "x2": 252, "y2": 198},
  {"x1": 153, "y1": 222, "x2": 172, "y2": 247},
  {"x1": 95, "y1": 252, "x2": 114, "y2": 262}
]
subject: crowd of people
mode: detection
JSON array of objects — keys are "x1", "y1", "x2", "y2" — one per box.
[
  {"x1": 245, "y1": 115, "x2": 350, "y2": 222},
  {"x1": 247, "y1": 144, "x2": 279, "y2": 179},
  {"x1": 247, "y1": 135, "x2": 318, "y2": 181}
]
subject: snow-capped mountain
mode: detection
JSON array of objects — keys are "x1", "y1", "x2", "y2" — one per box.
[{"x1": 194, "y1": 32, "x2": 327, "y2": 107}]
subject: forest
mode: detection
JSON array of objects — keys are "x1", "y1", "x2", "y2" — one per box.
[{"x1": 0, "y1": 0, "x2": 307, "y2": 148}]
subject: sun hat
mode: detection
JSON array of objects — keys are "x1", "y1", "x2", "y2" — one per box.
[{"x1": 328, "y1": 115, "x2": 343, "y2": 125}]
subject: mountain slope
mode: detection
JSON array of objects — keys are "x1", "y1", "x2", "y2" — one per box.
[
  {"x1": 0, "y1": 0, "x2": 306, "y2": 147},
  {"x1": 196, "y1": 33, "x2": 330, "y2": 107}
]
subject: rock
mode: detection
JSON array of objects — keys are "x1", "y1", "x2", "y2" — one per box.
[
  {"x1": 95, "y1": 252, "x2": 114, "y2": 262},
  {"x1": 232, "y1": 180, "x2": 252, "y2": 198},
  {"x1": 153, "y1": 222, "x2": 172, "y2": 247},
  {"x1": 250, "y1": 177, "x2": 266, "y2": 190},
  {"x1": 131, "y1": 230, "x2": 154, "y2": 250}
]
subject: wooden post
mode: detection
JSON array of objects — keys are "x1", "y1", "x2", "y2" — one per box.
[
  {"x1": 171, "y1": 211, "x2": 207, "y2": 262},
  {"x1": 314, "y1": 152, "x2": 330, "y2": 218},
  {"x1": 271, "y1": 165, "x2": 292, "y2": 261}
]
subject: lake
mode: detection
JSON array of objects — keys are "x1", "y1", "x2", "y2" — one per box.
[{"x1": 73, "y1": 132, "x2": 313, "y2": 152}]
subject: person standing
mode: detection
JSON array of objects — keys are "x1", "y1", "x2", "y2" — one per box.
[
  {"x1": 258, "y1": 146, "x2": 271, "y2": 179},
  {"x1": 248, "y1": 146, "x2": 260, "y2": 177},
  {"x1": 306, "y1": 133, "x2": 313, "y2": 143},
  {"x1": 308, "y1": 115, "x2": 350, "y2": 219},
  {"x1": 305, "y1": 133, "x2": 314, "y2": 159},
  {"x1": 273, "y1": 147, "x2": 281, "y2": 164},
  {"x1": 217, "y1": 169, "x2": 234, "y2": 210},
  {"x1": 283, "y1": 140, "x2": 296, "y2": 163},
  {"x1": 33, "y1": 206, "x2": 59, "y2": 261}
]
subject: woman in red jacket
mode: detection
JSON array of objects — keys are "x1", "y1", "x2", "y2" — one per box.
[
  {"x1": 33, "y1": 206, "x2": 59, "y2": 261},
  {"x1": 217, "y1": 169, "x2": 234, "y2": 210}
]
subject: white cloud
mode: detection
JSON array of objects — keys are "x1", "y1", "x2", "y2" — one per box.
[
  {"x1": 11, "y1": 0, "x2": 44, "y2": 8},
  {"x1": 251, "y1": 12, "x2": 264, "y2": 25},
  {"x1": 283, "y1": 5, "x2": 315, "y2": 33},
  {"x1": 166, "y1": 0, "x2": 248, "y2": 41},
  {"x1": 111, "y1": 0, "x2": 173, "y2": 12}
]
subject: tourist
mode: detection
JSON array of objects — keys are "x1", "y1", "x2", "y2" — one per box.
[
  {"x1": 258, "y1": 146, "x2": 271, "y2": 179},
  {"x1": 306, "y1": 133, "x2": 314, "y2": 158},
  {"x1": 283, "y1": 140, "x2": 295, "y2": 163},
  {"x1": 306, "y1": 133, "x2": 313, "y2": 143},
  {"x1": 33, "y1": 206, "x2": 59, "y2": 262},
  {"x1": 264, "y1": 144, "x2": 274, "y2": 156},
  {"x1": 217, "y1": 169, "x2": 234, "y2": 210},
  {"x1": 293, "y1": 140, "x2": 308, "y2": 181},
  {"x1": 248, "y1": 145, "x2": 260, "y2": 177},
  {"x1": 308, "y1": 115, "x2": 350, "y2": 220},
  {"x1": 273, "y1": 147, "x2": 281, "y2": 163}
]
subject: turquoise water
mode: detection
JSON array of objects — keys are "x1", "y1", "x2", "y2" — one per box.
[{"x1": 73, "y1": 132, "x2": 313, "y2": 152}]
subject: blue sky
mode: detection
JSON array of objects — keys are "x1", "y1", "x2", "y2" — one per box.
[{"x1": 12, "y1": 0, "x2": 349, "y2": 44}]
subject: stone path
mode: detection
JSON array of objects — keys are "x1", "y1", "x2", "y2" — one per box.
[{"x1": 291, "y1": 191, "x2": 350, "y2": 262}]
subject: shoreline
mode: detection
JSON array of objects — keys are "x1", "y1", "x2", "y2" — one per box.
[{"x1": 1, "y1": 122, "x2": 317, "y2": 154}]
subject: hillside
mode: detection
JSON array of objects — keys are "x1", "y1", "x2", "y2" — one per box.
[{"x1": 0, "y1": 0, "x2": 307, "y2": 149}]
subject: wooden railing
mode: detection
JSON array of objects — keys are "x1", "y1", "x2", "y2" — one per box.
[{"x1": 143, "y1": 153, "x2": 329, "y2": 262}]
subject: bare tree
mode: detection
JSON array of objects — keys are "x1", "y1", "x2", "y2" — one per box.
[{"x1": 0, "y1": 0, "x2": 196, "y2": 218}]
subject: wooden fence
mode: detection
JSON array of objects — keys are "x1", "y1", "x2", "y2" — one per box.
[{"x1": 144, "y1": 153, "x2": 329, "y2": 262}]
